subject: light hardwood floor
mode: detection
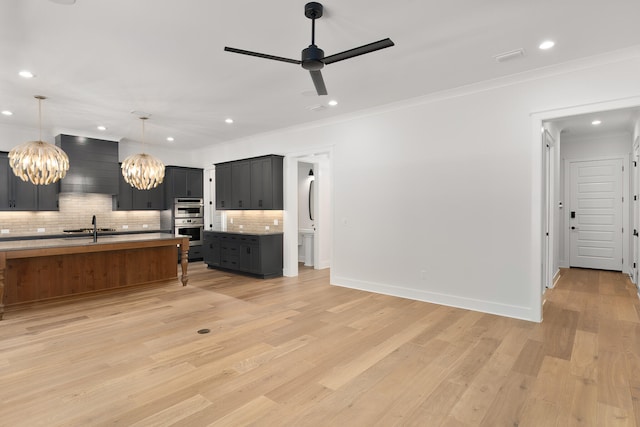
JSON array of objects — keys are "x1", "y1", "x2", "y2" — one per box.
[{"x1": 0, "y1": 264, "x2": 639, "y2": 426}]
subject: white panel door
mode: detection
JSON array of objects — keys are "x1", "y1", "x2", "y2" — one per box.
[{"x1": 569, "y1": 159, "x2": 623, "y2": 271}]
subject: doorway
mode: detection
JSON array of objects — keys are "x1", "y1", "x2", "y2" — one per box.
[
  {"x1": 567, "y1": 157, "x2": 624, "y2": 271},
  {"x1": 283, "y1": 148, "x2": 333, "y2": 277},
  {"x1": 533, "y1": 97, "x2": 640, "y2": 322}
]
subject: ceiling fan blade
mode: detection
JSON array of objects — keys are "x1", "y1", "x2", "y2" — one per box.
[
  {"x1": 323, "y1": 38, "x2": 394, "y2": 65},
  {"x1": 224, "y1": 47, "x2": 301, "y2": 65},
  {"x1": 310, "y1": 70, "x2": 328, "y2": 96}
]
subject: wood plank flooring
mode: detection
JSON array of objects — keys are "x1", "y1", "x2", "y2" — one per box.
[{"x1": 0, "y1": 265, "x2": 639, "y2": 426}]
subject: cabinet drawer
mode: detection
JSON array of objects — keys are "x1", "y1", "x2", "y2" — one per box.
[
  {"x1": 221, "y1": 256, "x2": 239, "y2": 269},
  {"x1": 221, "y1": 242, "x2": 239, "y2": 253}
]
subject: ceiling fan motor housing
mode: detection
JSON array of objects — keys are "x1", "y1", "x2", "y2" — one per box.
[
  {"x1": 302, "y1": 45, "x2": 325, "y2": 70},
  {"x1": 304, "y1": 2, "x2": 323, "y2": 19}
]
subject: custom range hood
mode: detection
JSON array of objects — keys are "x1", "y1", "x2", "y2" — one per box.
[{"x1": 55, "y1": 134, "x2": 119, "y2": 194}]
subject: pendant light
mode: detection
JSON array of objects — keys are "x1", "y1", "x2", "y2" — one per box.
[
  {"x1": 121, "y1": 116, "x2": 165, "y2": 190},
  {"x1": 8, "y1": 95, "x2": 69, "y2": 185}
]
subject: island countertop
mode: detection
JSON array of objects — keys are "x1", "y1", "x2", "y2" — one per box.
[
  {"x1": 0, "y1": 233, "x2": 190, "y2": 320},
  {"x1": 0, "y1": 232, "x2": 187, "y2": 252}
]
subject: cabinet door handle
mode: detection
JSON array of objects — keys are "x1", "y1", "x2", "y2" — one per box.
[
  {"x1": 239, "y1": 200, "x2": 243, "y2": 208},
  {"x1": 258, "y1": 200, "x2": 262, "y2": 207}
]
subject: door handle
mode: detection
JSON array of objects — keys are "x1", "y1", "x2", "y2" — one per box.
[{"x1": 571, "y1": 226, "x2": 579, "y2": 230}]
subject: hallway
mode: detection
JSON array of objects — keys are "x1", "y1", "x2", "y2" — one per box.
[{"x1": 538, "y1": 268, "x2": 640, "y2": 425}]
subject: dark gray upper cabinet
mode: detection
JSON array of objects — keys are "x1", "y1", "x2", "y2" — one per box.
[
  {"x1": 0, "y1": 152, "x2": 57, "y2": 211},
  {"x1": 11, "y1": 171, "x2": 38, "y2": 210},
  {"x1": 113, "y1": 163, "x2": 164, "y2": 210},
  {"x1": 56, "y1": 134, "x2": 119, "y2": 194},
  {"x1": 164, "y1": 166, "x2": 204, "y2": 205},
  {"x1": 231, "y1": 160, "x2": 251, "y2": 209},
  {"x1": 132, "y1": 184, "x2": 164, "y2": 210},
  {"x1": 0, "y1": 155, "x2": 10, "y2": 209},
  {"x1": 215, "y1": 163, "x2": 232, "y2": 209},
  {"x1": 215, "y1": 155, "x2": 283, "y2": 210},
  {"x1": 250, "y1": 155, "x2": 283, "y2": 209},
  {"x1": 36, "y1": 181, "x2": 60, "y2": 211},
  {"x1": 113, "y1": 167, "x2": 133, "y2": 210}
]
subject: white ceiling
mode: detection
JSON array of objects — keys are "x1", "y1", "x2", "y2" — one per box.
[
  {"x1": 2, "y1": 0, "x2": 640, "y2": 150},
  {"x1": 550, "y1": 107, "x2": 640, "y2": 139}
]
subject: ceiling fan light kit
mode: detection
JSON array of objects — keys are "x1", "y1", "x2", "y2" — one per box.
[{"x1": 224, "y1": 2, "x2": 394, "y2": 96}]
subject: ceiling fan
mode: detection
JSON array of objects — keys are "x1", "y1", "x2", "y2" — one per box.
[{"x1": 224, "y1": 2, "x2": 394, "y2": 96}]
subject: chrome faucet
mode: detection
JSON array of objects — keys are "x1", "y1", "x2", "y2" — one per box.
[{"x1": 91, "y1": 215, "x2": 97, "y2": 243}]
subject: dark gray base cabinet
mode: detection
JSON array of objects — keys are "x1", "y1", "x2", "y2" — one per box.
[
  {"x1": 203, "y1": 231, "x2": 283, "y2": 278},
  {"x1": 178, "y1": 244, "x2": 203, "y2": 262}
]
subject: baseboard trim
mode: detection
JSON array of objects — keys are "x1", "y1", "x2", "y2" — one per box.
[
  {"x1": 316, "y1": 259, "x2": 330, "y2": 269},
  {"x1": 331, "y1": 275, "x2": 538, "y2": 322},
  {"x1": 552, "y1": 269, "x2": 561, "y2": 288}
]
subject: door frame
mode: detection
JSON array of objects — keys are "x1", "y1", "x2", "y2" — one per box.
[
  {"x1": 283, "y1": 146, "x2": 334, "y2": 277},
  {"x1": 531, "y1": 95, "x2": 640, "y2": 322},
  {"x1": 632, "y1": 138, "x2": 640, "y2": 283},
  {"x1": 541, "y1": 129, "x2": 555, "y2": 293},
  {"x1": 564, "y1": 155, "x2": 627, "y2": 271}
]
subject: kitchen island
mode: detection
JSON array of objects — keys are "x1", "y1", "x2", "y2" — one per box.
[{"x1": 0, "y1": 233, "x2": 189, "y2": 319}]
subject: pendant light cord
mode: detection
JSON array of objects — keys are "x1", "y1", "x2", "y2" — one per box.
[
  {"x1": 38, "y1": 98, "x2": 42, "y2": 142},
  {"x1": 34, "y1": 95, "x2": 47, "y2": 142},
  {"x1": 141, "y1": 117, "x2": 148, "y2": 151}
]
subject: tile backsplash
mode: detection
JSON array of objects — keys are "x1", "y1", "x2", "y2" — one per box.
[
  {"x1": 224, "y1": 210, "x2": 284, "y2": 233},
  {"x1": 0, "y1": 193, "x2": 161, "y2": 235}
]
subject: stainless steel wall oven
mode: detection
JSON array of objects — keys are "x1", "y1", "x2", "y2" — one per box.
[
  {"x1": 175, "y1": 217, "x2": 204, "y2": 246},
  {"x1": 162, "y1": 197, "x2": 204, "y2": 260},
  {"x1": 174, "y1": 198, "x2": 204, "y2": 218}
]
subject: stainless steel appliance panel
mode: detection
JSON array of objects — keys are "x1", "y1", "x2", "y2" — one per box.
[{"x1": 174, "y1": 198, "x2": 204, "y2": 218}]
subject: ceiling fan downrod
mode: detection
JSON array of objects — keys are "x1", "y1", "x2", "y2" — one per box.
[{"x1": 305, "y1": 2, "x2": 323, "y2": 46}]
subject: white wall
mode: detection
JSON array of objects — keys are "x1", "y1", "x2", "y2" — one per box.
[
  {"x1": 192, "y1": 47, "x2": 640, "y2": 322},
  {"x1": 560, "y1": 132, "x2": 632, "y2": 159}
]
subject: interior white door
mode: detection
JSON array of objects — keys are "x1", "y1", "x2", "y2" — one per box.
[{"x1": 569, "y1": 158, "x2": 623, "y2": 271}]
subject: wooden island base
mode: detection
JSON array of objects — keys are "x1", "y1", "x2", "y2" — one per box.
[{"x1": 0, "y1": 234, "x2": 189, "y2": 319}]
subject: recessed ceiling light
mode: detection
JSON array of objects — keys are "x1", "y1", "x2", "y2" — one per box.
[
  {"x1": 539, "y1": 40, "x2": 555, "y2": 50},
  {"x1": 18, "y1": 70, "x2": 35, "y2": 79},
  {"x1": 97, "y1": 125, "x2": 107, "y2": 131},
  {"x1": 1, "y1": 110, "x2": 13, "y2": 116},
  {"x1": 166, "y1": 137, "x2": 175, "y2": 142},
  {"x1": 591, "y1": 120, "x2": 602, "y2": 125},
  {"x1": 225, "y1": 118, "x2": 234, "y2": 124},
  {"x1": 328, "y1": 100, "x2": 338, "y2": 106}
]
